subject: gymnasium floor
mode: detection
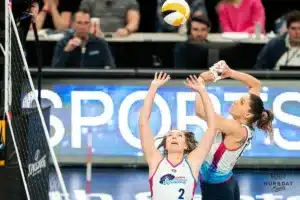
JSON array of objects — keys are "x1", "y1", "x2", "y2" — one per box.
[{"x1": 58, "y1": 168, "x2": 300, "y2": 200}]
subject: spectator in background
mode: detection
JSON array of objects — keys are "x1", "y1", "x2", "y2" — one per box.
[
  {"x1": 51, "y1": 9, "x2": 115, "y2": 68},
  {"x1": 174, "y1": 16, "x2": 211, "y2": 68},
  {"x1": 157, "y1": 0, "x2": 208, "y2": 32},
  {"x1": 254, "y1": 10, "x2": 300, "y2": 70},
  {"x1": 31, "y1": 0, "x2": 82, "y2": 31},
  {"x1": 216, "y1": 0, "x2": 265, "y2": 33},
  {"x1": 79, "y1": 0, "x2": 140, "y2": 37}
]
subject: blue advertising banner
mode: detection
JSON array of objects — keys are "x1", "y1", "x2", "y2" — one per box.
[
  {"x1": 23, "y1": 81, "x2": 300, "y2": 159},
  {"x1": 49, "y1": 168, "x2": 300, "y2": 200}
]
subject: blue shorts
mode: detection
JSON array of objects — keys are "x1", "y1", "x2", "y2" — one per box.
[{"x1": 200, "y1": 176, "x2": 240, "y2": 200}]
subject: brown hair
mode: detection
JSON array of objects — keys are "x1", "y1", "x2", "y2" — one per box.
[
  {"x1": 285, "y1": 10, "x2": 300, "y2": 28},
  {"x1": 72, "y1": 8, "x2": 91, "y2": 21},
  {"x1": 248, "y1": 94, "x2": 274, "y2": 139},
  {"x1": 157, "y1": 131, "x2": 198, "y2": 156}
]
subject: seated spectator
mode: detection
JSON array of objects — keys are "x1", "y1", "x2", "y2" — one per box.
[
  {"x1": 31, "y1": 0, "x2": 82, "y2": 31},
  {"x1": 216, "y1": 0, "x2": 265, "y2": 33},
  {"x1": 79, "y1": 0, "x2": 140, "y2": 37},
  {"x1": 157, "y1": 0, "x2": 208, "y2": 33},
  {"x1": 173, "y1": 16, "x2": 211, "y2": 68},
  {"x1": 254, "y1": 10, "x2": 300, "y2": 70},
  {"x1": 51, "y1": 9, "x2": 115, "y2": 68}
]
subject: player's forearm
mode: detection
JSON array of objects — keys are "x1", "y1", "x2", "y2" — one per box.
[
  {"x1": 139, "y1": 86, "x2": 157, "y2": 124},
  {"x1": 195, "y1": 75, "x2": 209, "y2": 120},
  {"x1": 229, "y1": 70, "x2": 261, "y2": 91},
  {"x1": 197, "y1": 87, "x2": 215, "y2": 129},
  {"x1": 195, "y1": 92, "x2": 207, "y2": 120}
]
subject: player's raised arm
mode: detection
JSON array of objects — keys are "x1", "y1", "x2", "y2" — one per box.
[
  {"x1": 219, "y1": 62, "x2": 261, "y2": 96},
  {"x1": 138, "y1": 72, "x2": 170, "y2": 174},
  {"x1": 195, "y1": 63, "x2": 253, "y2": 138},
  {"x1": 185, "y1": 75, "x2": 217, "y2": 179},
  {"x1": 195, "y1": 71, "x2": 215, "y2": 121}
]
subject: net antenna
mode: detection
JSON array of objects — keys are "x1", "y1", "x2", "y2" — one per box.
[{"x1": 4, "y1": 0, "x2": 69, "y2": 199}]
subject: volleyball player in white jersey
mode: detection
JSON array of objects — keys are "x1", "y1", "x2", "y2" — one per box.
[
  {"x1": 195, "y1": 61, "x2": 274, "y2": 200},
  {"x1": 138, "y1": 72, "x2": 217, "y2": 200}
]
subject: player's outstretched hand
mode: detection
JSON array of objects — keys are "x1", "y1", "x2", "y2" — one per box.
[
  {"x1": 220, "y1": 62, "x2": 232, "y2": 79},
  {"x1": 151, "y1": 71, "x2": 171, "y2": 89},
  {"x1": 184, "y1": 75, "x2": 205, "y2": 93}
]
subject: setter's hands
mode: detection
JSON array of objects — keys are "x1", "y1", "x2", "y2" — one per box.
[
  {"x1": 150, "y1": 71, "x2": 171, "y2": 89},
  {"x1": 185, "y1": 75, "x2": 205, "y2": 93}
]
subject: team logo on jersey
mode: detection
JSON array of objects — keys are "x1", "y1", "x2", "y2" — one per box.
[{"x1": 159, "y1": 174, "x2": 187, "y2": 185}]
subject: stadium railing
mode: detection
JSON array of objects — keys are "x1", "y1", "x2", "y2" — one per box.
[{"x1": 29, "y1": 68, "x2": 300, "y2": 79}]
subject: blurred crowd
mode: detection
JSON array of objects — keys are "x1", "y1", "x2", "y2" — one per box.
[{"x1": 29, "y1": 0, "x2": 300, "y2": 70}]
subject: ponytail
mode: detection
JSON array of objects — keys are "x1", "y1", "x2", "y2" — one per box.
[
  {"x1": 249, "y1": 94, "x2": 274, "y2": 140},
  {"x1": 256, "y1": 109, "x2": 274, "y2": 139}
]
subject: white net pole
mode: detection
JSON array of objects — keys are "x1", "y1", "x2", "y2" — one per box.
[
  {"x1": 8, "y1": 8, "x2": 70, "y2": 200},
  {"x1": 4, "y1": 1, "x2": 31, "y2": 200},
  {"x1": 4, "y1": 0, "x2": 9, "y2": 113}
]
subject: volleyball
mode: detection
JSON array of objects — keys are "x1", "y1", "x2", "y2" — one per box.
[{"x1": 161, "y1": 0, "x2": 190, "y2": 26}]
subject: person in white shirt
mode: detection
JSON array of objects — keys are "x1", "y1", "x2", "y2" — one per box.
[
  {"x1": 138, "y1": 71, "x2": 217, "y2": 200},
  {"x1": 254, "y1": 10, "x2": 300, "y2": 70}
]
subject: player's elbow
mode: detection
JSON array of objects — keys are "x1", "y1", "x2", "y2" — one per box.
[
  {"x1": 250, "y1": 79, "x2": 261, "y2": 92},
  {"x1": 254, "y1": 79, "x2": 261, "y2": 87}
]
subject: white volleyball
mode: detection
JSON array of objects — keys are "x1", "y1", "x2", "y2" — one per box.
[{"x1": 161, "y1": 0, "x2": 190, "y2": 26}]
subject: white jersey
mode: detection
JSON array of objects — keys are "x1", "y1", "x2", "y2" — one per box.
[
  {"x1": 200, "y1": 124, "x2": 254, "y2": 183},
  {"x1": 150, "y1": 157, "x2": 197, "y2": 200}
]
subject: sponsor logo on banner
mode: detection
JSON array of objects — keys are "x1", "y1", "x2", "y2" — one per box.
[
  {"x1": 22, "y1": 85, "x2": 300, "y2": 159},
  {"x1": 28, "y1": 149, "x2": 47, "y2": 178}
]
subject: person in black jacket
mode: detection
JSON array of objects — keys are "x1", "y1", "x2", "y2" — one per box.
[
  {"x1": 173, "y1": 16, "x2": 211, "y2": 69},
  {"x1": 254, "y1": 10, "x2": 300, "y2": 70},
  {"x1": 51, "y1": 9, "x2": 116, "y2": 68}
]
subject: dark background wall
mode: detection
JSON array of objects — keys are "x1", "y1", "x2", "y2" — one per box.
[{"x1": 137, "y1": 0, "x2": 300, "y2": 33}]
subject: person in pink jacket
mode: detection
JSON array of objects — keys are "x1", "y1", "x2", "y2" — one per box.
[{"x1": 216, "y1": 0, "x2": 266, "y2": 33}]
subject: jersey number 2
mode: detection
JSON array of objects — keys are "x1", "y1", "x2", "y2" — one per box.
[{"x1": 178, "y1": 188, "x2": 185, "y2": 199}]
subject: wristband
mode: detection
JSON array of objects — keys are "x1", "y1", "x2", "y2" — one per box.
[
  {"x1": 198, "y1": 75, "x2": 206, "y2": 86},
  {"x1": 199, "y1": 74, "x2": 205, "y2": 81}
]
